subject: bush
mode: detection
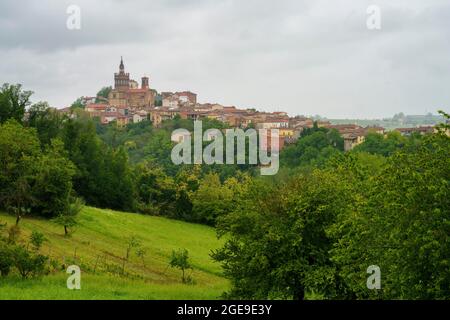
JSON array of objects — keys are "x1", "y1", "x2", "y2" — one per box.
[
  {"x1": 12, "y1": 245, "x2": 48, "y2": 279},
  {"x1": 0, "y1": 245, "x2": 13, "y2": 276},
  {"x1": 7, "y1": 225, "x2": 21, "y2": 244},
  {"x1": 30, "y1": 231, "x2": 46, "y2": 251}
]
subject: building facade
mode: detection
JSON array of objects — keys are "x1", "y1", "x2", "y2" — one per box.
[{"x1": 108, "y1": 57, "x2": 155, "y2": 109}]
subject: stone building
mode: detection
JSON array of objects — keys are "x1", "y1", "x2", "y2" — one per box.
[{"x1": 108, "y1": 57, "x2": 155, "y2": 109}]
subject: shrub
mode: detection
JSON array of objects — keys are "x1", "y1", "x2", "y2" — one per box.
[
  {"x1": 12, "y1": 245, "x2": 48, "y2": 279},
  {"x1": 0, "y1": 245, "x2": 13, "y2": 276},
  {"x1": 30, "y1": 231, "x2": 46, "y2": 251}
]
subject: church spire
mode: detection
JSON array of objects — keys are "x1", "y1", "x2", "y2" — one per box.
[{"x1": 119, "y1": 56, "x2": 124, "y2": 73}]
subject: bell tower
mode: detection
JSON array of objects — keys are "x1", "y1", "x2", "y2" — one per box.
[
  {"x1": 141, "y1": 76, "x2": 149, "y2": 89},
  {"x1": 114, "y1": 56, "x2": 130, "y2": 90}
]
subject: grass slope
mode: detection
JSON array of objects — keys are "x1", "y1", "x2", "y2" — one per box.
[{"x1": 0, "y1": 207, "x2": 228, "y2": 300}]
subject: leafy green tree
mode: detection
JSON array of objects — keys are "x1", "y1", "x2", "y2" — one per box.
[
  {"x1": 122, "y1": 236, "x2": 141, "y2": 274},
  {"x1": 100, "y1": 147, "x2": 135, "y2": 211},
  {"x1": 61, "y1": 118, "x2": 105, "y2": 206},
  {"x1": 143, "y1": 130, "x2": 178, "y2": 175},
  {"x1": 0, "y1": 120, "x2": 40, "y2": 224},
  {"x1": 136, "y1": 247, "x2": 147, "y2": 268},
  {"x1": 190, "y1": 173, "x2": 249, "y2": 226},
  {"x1": 0, "y1": 83, "x2": 33, "y2": 124},
  {"x1": 70, "y1": 97, "x2": 85, "y2": 110},
  {"x1": 330, "y1": 132, "x2": 450, "y2": 299},
  {"x1": 30, "y1": 231, "x2": 46, "y2": 252},
  {"x1": 26, "y1": 102, "x2": 64, "y2": 146},
  {"x1": 96, "y1": 86, "x2": 112, "y2": 103},
  {"x1": 54, "y1": 197, "x2": 84, "y2": 236},
  {"x1": 281, "y1": 130, "x2": 343, "y2": 168},
  {"x1": 173, "y1": 165, "x2": 202, "y2": 220},
  {"x1": 213, "y1": 170, "x2": 351, "y2": 299},
  {"x1": 134, "y1": 161, "x2": 177, "y2": 215},
  {"x1": 30, "y1": 139, "x2": 76, "y2": 218},
  {"x1": 11, "y1": 245, "x2": 48, "y2": 279},
  {"x1": 169, "y1": 248, "x2": 192, "y2": 283}
]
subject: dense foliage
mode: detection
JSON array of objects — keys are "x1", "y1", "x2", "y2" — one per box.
[{"x1": 212, "y1": 129, "x2": 450, "y2": 299}]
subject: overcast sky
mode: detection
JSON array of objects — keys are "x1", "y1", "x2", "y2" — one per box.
[{"x1": 0, "y1": 0, "x2": 449, "y2": 118}]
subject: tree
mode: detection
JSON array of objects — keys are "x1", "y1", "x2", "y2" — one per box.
[
  {"x1": 61, "y1": 118, "x2": 105, "y2": 207},
  {"x1": 122, "y1": 236, "x2": 141, "y2": 274},
  {"x1": 136, "y1": 247, "x2": 147, "y2": 268},
  {"x1": 190, "y1": 173, "x2": 240, "y2": 226},
  {"x1": 281, "y1": 130, "x2": 343, "y2": 168},
  {"x1": 134, "y1": 161, "x2": 177, "y2": 216},
  {"x1": 30, "y1": 139, "x2": 76, "y2": 218},
  {"x1": 0, "y1": 83, "x2": 33, "y2": 124},
  {"x1": 329, "y1": 132, "x2": 450, "y2": 299},
  {"x1": 169, "y1": 248, "x2": 192, "y2": 283},
  {"x1": 62, "y1": 118, "x2": 136, "y2": 211},
  {"x1": 353, "y1": 131, "x2": 407, "y2": 156},
  {"x1": 27, "y1": 101, "x2": 64, "y2": 146},
  {"x1": 100, "y1": 147, "x2": 135, "y2": 211},
  {"x1": 70, "y1": 97, "x2": 85, "y2": 110},
  {"x1": 212, "y1": 170, "x2": 352, "y2": 299},
  {"x1": 143, "y1": 130, "x2": 178, "y2": 175},
  {"x1": 96, "y1": 86, "x2": 112, "y2": 103},
  {"x1": 54, "y1": 197, "x2": 84, "y2": 236},
  {"x1": 0, "y1": 120, "x2": 40, "y2": 225},
  {"x1": 30, "y1": 231, "x2": 46, "y2": 252},
  {"x1": 11, "y1": 245, "x2": 48, "y2": 279}
]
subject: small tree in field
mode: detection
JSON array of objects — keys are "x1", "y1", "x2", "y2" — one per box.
[
  {"x1": 169, "y1": 248, "x2": 192, "y2": 283},
  {"x1": 30, "y1": 231, "x2": 46, "y2": 252},
  {"x1": 121, "y1": 235, "x2": 141, "y2": 274},
  {"x1": 136, "y1": 247, "x2": 147, "y2": 268},
  {"x1": 54, "y1": 197, "x2": 84, "y2": 236}
]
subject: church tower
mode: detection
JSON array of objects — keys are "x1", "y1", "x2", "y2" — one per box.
[
  {"x1": 141, "y1": 76, "x2": 149, "y2": 89},
  {"x1": 114, "y1": 56, "x2": 130, "y2": 90}
]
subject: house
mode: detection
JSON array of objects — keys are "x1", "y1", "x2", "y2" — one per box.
[
  {"x1": 342, "y1": 130, "x2": 366, "y2": 151},
  {"x1": 255, "y1": 118, "x2": 289, "y2": 130},
  {"x1": 175, "y1": 91, "x2": 197, "y2": 105},
  {"x1": 162, "y1": 95, "x2": 180, "y2": 108},
  {"x1": 149, "y1": 108, "x2": 181, "y2": 127},
  {"x1": 85, "y1": 103, "x2": 108, "y2": 113},
  {"x1": 101, "y1": 112, "x2": 119, "y2": 124},
  {"x1": 132, "y1": 111, "x2": 148, "y2": 123}
]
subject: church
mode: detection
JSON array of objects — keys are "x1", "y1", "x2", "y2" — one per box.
[{"x1": 108, "y1": 57, "x2": 155, "y2": 109}]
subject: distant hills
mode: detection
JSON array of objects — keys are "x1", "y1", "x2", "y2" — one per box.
[{"x1": 315, "y1": 113, "x2": 445, "y2": 130}]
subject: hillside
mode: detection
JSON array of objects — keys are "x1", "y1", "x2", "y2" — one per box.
[{"x1": 0, "y1": 207, "x2": 228, "y2": 300}]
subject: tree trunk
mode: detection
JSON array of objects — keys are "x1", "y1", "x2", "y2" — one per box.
[{"x1": 64, "y1": 225, "x2": 68, "y2": 236}]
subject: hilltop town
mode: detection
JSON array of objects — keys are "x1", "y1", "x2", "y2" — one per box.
[{"x1": 59, "y1": 58, "x2": 437, "y2": 151}]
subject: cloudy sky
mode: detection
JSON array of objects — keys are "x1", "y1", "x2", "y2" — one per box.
[{"x1": 0, "y1": 0, "x2": 449, "y2": 118}]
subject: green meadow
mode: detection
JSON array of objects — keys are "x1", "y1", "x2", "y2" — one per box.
[{"x1": 0, "y1": 207, "x2": 228, "y2": 300}]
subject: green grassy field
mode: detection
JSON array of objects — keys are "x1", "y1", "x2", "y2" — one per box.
[{"x1": 0, "y1": 207, "x2": 228, "y2": 300}]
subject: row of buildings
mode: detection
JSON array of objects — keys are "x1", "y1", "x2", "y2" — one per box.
[{"x1": 67, "y1": 58, "x2": 438, "y2": 151}]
